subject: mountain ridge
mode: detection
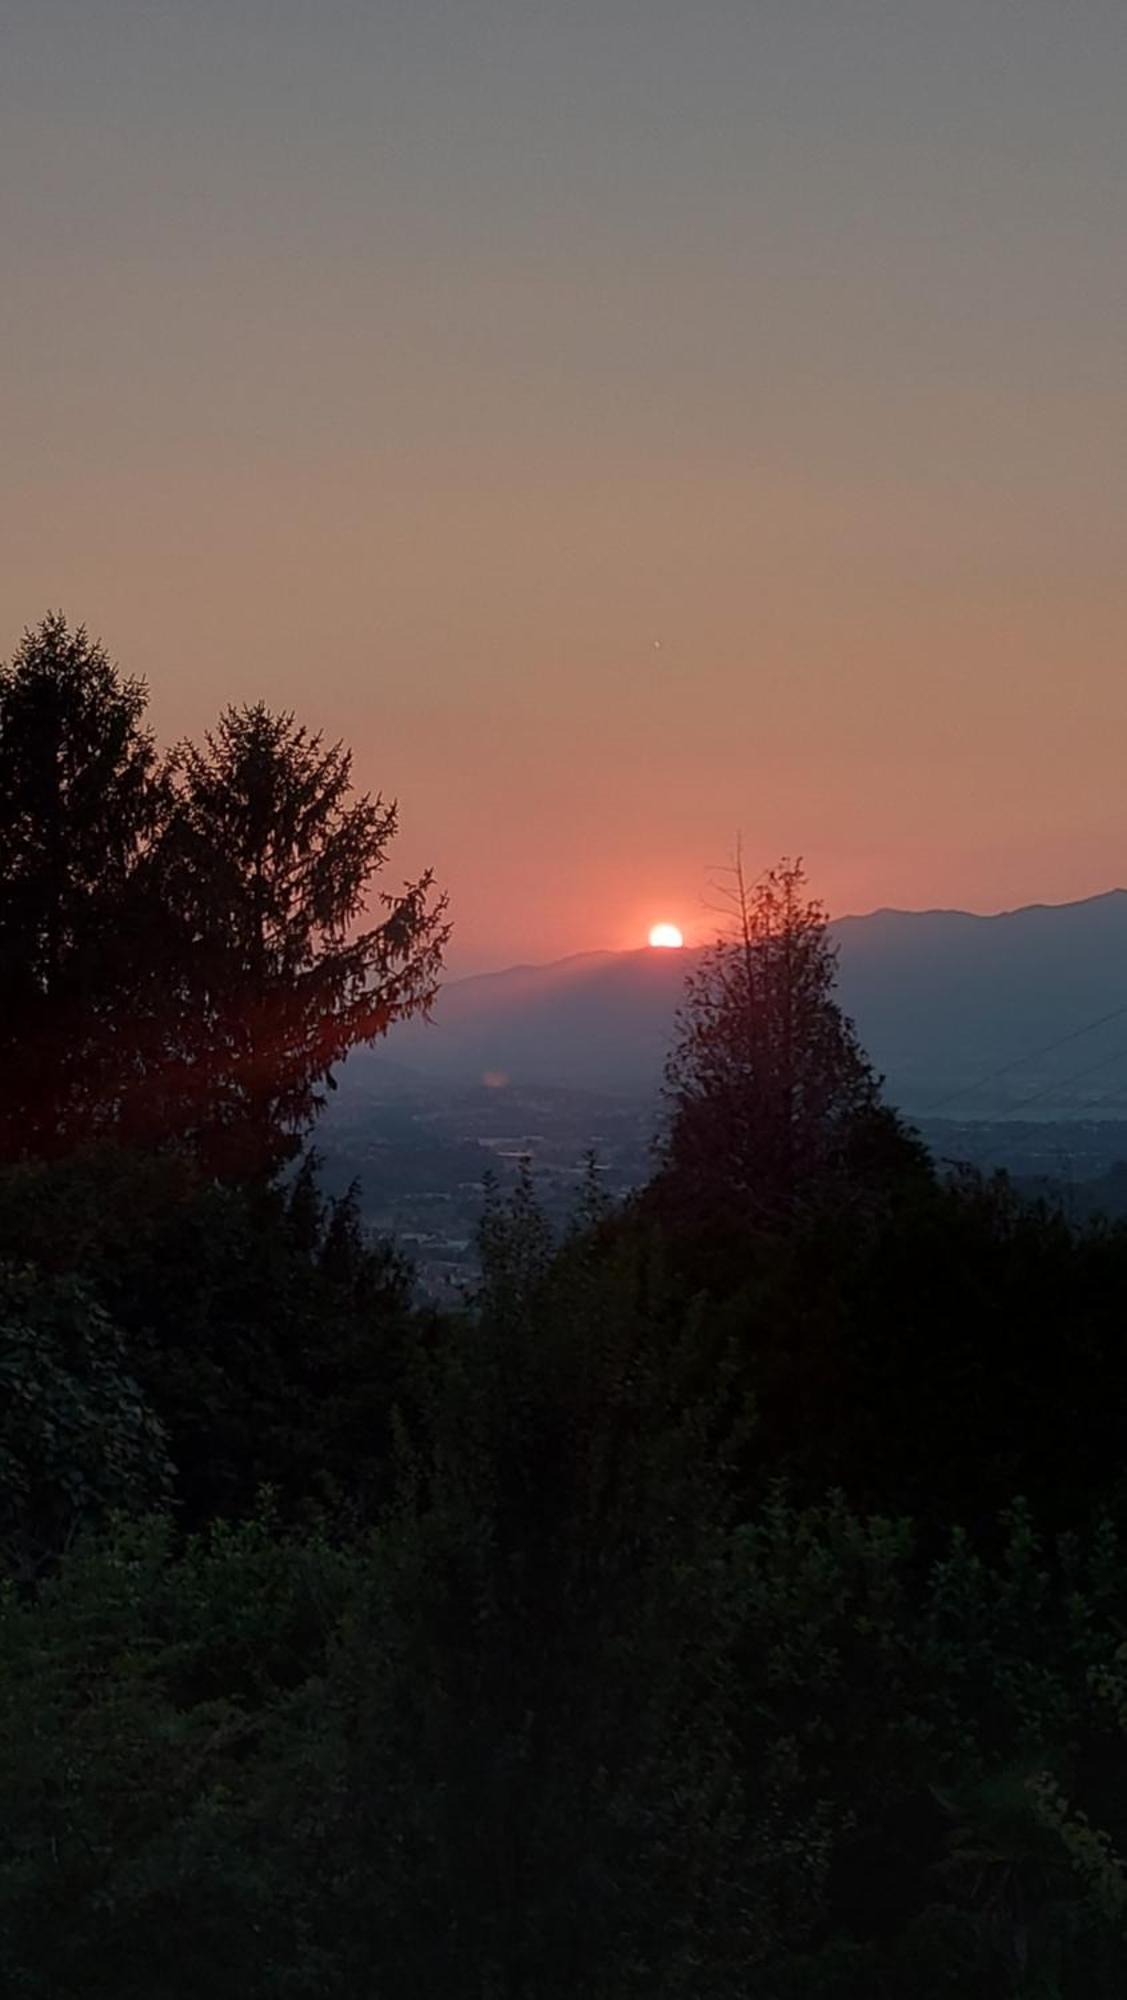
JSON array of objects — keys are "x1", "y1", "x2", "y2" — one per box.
[{"x1": 351, "y1": 890, "x2": 1127, "y2": 1116}]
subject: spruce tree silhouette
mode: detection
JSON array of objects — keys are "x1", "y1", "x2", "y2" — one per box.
[
  {"x1": 0, "y1": 616, "x2": 449, "y2": 1175},
  {"x1": 153, "y1": 703, "x2": 449, "y2": 1176},
  {"x1": 0, "y1": 613, "x2": 162, "y2": 1159}
]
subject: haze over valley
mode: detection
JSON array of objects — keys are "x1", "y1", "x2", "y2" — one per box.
[
  {"x1": 366, "y1": 889, "x2": 1127, "y2": 1111},
  {"x1": 323, "y1": 888, "x2": 1127, "y2": 1293}
]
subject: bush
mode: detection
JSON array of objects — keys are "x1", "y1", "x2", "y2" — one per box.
[{"x1": 0, "y1": 1264, "x2": 170, "y2": 1579}]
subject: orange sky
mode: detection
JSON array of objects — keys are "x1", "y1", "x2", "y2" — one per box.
[{"x1": 3, "y1": 3, "x2": 1126, "y2": 971}]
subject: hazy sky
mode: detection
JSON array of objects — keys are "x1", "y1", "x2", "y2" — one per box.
[{"x1": 3, "y1": 1, "x2": 1125, "y2": 970}]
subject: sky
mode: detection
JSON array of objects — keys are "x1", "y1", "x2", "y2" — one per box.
[{"x1": 3, "y1": 0, "x2": 1126, "y2": 972}]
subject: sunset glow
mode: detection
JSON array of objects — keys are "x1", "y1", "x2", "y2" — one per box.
[
  {"x1": 3, "y1": 5, "x2": 1125, "y2": 977},
  {"x1": 649, "y1": 923, "x2": 684, "y2": 950}
]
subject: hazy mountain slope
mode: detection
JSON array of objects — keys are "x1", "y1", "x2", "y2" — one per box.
[
  {"x1": 357, "y1": 890, "x2": 1127, "y2": 1117},
  {"x1": 833, "y1": 891, "x2": 1127, "y2": 1110},
  {"x1": 372, "y1": 947, "x2": 690, "y2": 1094}
]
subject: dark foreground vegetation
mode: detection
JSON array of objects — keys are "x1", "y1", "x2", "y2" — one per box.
[{"x1": 5, "y1": 619, "x2": 1127, "y2": 1995}]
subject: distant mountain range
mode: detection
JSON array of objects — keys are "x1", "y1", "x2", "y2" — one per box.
[{"x1": 349, "y1": 890, "x2": 1127, "y2": 1121}]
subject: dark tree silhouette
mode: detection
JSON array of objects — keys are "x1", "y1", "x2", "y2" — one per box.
[
  {"x1": 150, "y1": 703, "x2": 450, "y2": 1176},
  {"x1": 0, "y1": 617, "x2": 449, "y2": 1175},
  {"x1": 0, "y1": 614, "x2": 163, "y2": 1159},
  {"x1": 659, "y1": 853, "x2": 909, "y2": 1229}
]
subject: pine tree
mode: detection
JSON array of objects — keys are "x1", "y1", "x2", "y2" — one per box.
[
  {"x1": 0, "y1": 618, "x2": 449, "y2": 1175},
  {"x1": 151, "y1": 703, "x2": 449, "y2": 1175},
  {"x1": 0, "y1": 614, "x2": 162, "y2": 1158}
]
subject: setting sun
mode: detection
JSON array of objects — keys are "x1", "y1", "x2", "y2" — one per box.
[{"x1": 648, "y1": 923, "x2": 684, "y2": 949}]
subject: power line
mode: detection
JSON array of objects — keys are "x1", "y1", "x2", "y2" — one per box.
[
  {"x1": 922, "y1": 999, "x2": 1127, "y2": 1115},
  {"x1": 987, "y1": 1040, "x2": 1127, "y2": 1120}
]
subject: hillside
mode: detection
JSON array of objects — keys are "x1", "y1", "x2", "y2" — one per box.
[{"x1": 355, "y1": 890, "x2": 1127, "y2": 1118}]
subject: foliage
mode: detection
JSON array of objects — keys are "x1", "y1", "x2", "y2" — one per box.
[
  {"x1": 658, "y1": 854, "x2": 927, "y2": 1234},
  {"x1": 665, "y1": 1166, "x2": 1127, "y2": 1532},
  {"x1": 0, "y1": 1148, "x2": 419, "y2": 1528},
  {"x1": 327, "y1": 1170, "x2": 751, "y2": 1993},
  {"x1": 150, "y1": 703, "x2": 450, "y2": 1176},
  {"x1": 8, "y1": 1117, "x2": 1127, "y2": 1990},
  {"x1": 0, "y1": 615, "x2": 449, "y2": 1176},
  {"x1": 0, "y1": 614, "x2": 162, "y2": 1161},
  {"x1": 0, "y1": 1264, "x2": 171, "y2": 1579},
  {"x1": 10, "y1": 642, "x2": 1127, "y2": 1992},
  {"x1": 0, "y1": 1512, "x2": 357, "y2": 2000},
  {"x1": 9, "y1": 1486, "x2": 1127, "y2": 1994}
]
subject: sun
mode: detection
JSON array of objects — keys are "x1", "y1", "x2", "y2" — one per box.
[{"x1": 648, "y1": 922, "x2": 684, "y2": 949}]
